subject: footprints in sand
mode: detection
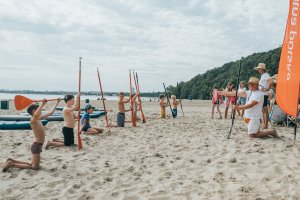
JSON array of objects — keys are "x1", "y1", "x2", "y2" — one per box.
[{"x1": 229, "y1": 157, "x2": 237, "y2": 163}]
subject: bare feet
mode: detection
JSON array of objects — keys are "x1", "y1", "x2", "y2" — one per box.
[
  {"x1": 2, "y1": 160, "x2": 12, "y2": 172},
  {"x1": 45, "y1": 141, "x2": 50, "y2": 150},
  {"x1": 272, "y1": 130, "x2": 279, "y2": 138}
]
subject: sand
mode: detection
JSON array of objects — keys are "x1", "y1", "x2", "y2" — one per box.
[{"x1": 1, "y1": 99, "x2": 300, "y2": 200}]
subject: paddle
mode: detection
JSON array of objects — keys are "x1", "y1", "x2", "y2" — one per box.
[
  {"x1": 135, "y1": 72, "x2": 146, "y2": 123},
  {"x1": 294, "y1": 98, "x2": 299, "y2": 141},
  {"x1": 294, "y1": 116, "x2": 298, "y2": 141},
  {"x1": 133, "y1": 70, "x2": 138, "y2": 92},
  {"x1": 129, "y1": 70, "x2": 137, "y2": 127},
  {"x1": 97, "y1": 68, "x2": 110, "y2": 132},
  {"x1": 14, "y1": 95, "x2": 59, "y2": 110},
  {"x1": 163, "y1": 83, "x2": 175, "y2": 118},
  {"x1": 77, "y1": 57, "x2": 83, "y2": 150},
  {"x1": 177, "y1": 82, "x2": 185, "y2": 117},
  {"x1": 227, "y1": 57, "x2": 243, "y2": 139}
]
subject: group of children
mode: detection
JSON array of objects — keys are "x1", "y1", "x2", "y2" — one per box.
[
  {"x1": 159, "y1": 94, "x2": 181, "y2": 118},
  {"x1": 2, "y1": 93, "x2": 105, "y2": 172},
  {"x1": 2, "y1": 90, "x2": 148, "y2": 172},
  {"x1": 212, "y1": 81, "x2": 247, "y2": 119}
]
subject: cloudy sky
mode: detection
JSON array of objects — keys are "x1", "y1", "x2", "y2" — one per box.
[{"x1": 0, "y1": 0, "x2": 289, "y2": 92}]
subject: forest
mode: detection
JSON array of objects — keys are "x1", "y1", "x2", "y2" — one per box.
[{"x1": 167, "y1": 47, "x2": 281, "y2": 100}]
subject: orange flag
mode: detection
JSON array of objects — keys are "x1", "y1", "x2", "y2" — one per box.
[{"x1": 276, "y1": 0, "x2": 300, "y2": 117}]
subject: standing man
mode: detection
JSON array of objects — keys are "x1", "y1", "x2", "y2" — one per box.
[{"x1": 253, "y1": 63, "x2": 273, "y2": 129}]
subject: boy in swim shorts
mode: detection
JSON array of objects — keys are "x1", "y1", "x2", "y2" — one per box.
[
  {"x1": 2, "y1": 98, "x2": 61, "y2": 172},
  {"x1": 171, "y1": 95, "x2": 180, "y2": 118},
  {"x1": 159, "y1": 94, "x2": 169, "y2": 118}
]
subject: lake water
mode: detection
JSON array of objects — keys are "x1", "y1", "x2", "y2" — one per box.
[{"x1": 0, "y1": 93, "x2": 157, "y2": 101}]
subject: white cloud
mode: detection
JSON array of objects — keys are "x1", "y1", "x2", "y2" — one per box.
[{"x1": 0, "y1": 0, "x2": 289, "y2": 92}]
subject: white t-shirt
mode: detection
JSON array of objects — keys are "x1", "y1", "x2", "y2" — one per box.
[
  {"x1": 259, "y1": 72, "x2": 270, "y2": 95},
  {"x1": 238, "y1": 87, "x2": 247, "y2": 93},
  {"x1": 244, "y1": 90, "x2": 264, "y2": 119}
]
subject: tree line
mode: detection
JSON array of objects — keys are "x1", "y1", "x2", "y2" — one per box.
[{"x1": 167, "y1": 47, "x2": 281, "y2": 100}]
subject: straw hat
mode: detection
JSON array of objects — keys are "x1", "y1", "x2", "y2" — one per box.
[
  {"x1": 248, "y1": 77, "x2": 259, "y2": 85},
  {"x1": 253, "y1": 63, "x2": 267, "y2": 71}
]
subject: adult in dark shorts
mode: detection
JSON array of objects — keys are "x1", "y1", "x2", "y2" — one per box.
[{"x1": 254, "y1": 63, "x2": 273, "y2": 129}]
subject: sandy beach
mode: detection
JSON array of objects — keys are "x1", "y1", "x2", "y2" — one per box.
[{"x1": 1, "y1": 100, "x2": 300, "y2": 200}]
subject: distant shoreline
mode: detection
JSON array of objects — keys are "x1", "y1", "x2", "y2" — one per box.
[
  {"x1": 0, "y1": 89, "x2": 113, "y2": 96},
  {"x1": 0, "y1": 89, "x2": 162, "y2": 98}
]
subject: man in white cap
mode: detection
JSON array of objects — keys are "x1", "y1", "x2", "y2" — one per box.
[
  {"x1": 254, "y1": 63, "x2": 273, "y2": 129},
  {"x1": 218, "y1": 77, "x2": 279, "y2": 138}
]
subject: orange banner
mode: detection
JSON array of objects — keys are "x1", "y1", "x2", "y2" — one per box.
[{"x1": 276, "y1": 0, "x2": 300, "y2": 117}]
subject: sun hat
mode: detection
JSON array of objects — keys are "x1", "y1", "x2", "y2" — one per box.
[
  {"x1": 248, "y1": 77, "x2": 259, "y2": 85},
  {"x1": 253, "y1": 63, "x2": 267, "y2": 71}
]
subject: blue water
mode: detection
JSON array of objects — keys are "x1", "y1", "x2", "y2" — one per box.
[
  {"x1": 0, "y1": 93, "x2": 155, "y2": 101},
  {"x1": 0, "y1": 92, "x2": 118, "y2": 101}
]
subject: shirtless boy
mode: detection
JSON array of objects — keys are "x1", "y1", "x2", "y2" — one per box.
[
  {"x1": 159, "y1": 94, "x2": 169, "y2": 118},
  {"x1": 2, "y1": 98, "x2": 60, "y2": 172},
  {"x1": 171, "y1": 95, "x2": 180, "y2": 118},
  {"x1": 115, "y1": 91, "x2": 139, "y2": 127},
  {"x1": 61, "y1": 94, "x2": 80, "y2": 146}
]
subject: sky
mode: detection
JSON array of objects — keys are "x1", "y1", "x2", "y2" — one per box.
[{"x1": 0, "y1": 0, "x2": 289, "y2": 92}]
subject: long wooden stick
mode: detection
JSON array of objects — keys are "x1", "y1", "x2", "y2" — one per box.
[
  {"x1": 294, "y1": 97, "x2": 299, "y2": 141},
  {"x1": 97, "y1": 68, "x2": 110, "y2": 132},
  {"x1": 227, "y1": 57, "x2": 243, "y2": 139},
  {"x1": 163, "y1": 83, "x2": 175, "y2": 118},
  {"x1": 129, "y1": 70, "x2": 136, "y2": 127},
  {"x1": 177, "y1": 82, "x2": 185, "y2": 117},
  {"x1": 77, "y1": 57, "x2": 83, "y2": 149},
  {"x1": 135, "y1": 72, "x2": 146, "y2": 123}
]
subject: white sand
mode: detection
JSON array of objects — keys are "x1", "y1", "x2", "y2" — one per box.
[{"x1": 1, "y1": 100, "x2": 300, "y2": 200}]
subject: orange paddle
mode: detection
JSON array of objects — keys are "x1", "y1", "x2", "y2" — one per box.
[
  {"x1": 77, "y1": 57, "x2": 83, "y2": 150},
  {"x1": 14, "y1": 95, "x2": 59, "y2": 110},
  {"x1": 135, "y1": 72, "x2": 146, "y2": 123},
  {"x1": 97, "y1": 68, "x2": 110, "y2": 132},
  {"x1": 129, "y1": 70, "x2": 136, "y2": 127}
]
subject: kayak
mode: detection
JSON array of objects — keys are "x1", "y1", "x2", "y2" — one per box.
[
  {"x1": 0, "y1": 115, "x2": 64, "y2": 121},
  {"x1": 0, "y1": 111, "x2": 106, "y2": 121},
  {"x1": 20, "y1": 112, "x2": 62, "y2": 116},
  {"x1": 55, "y1": 106, "x2": 103, "y2": 111},
  {"x1": 0, "y1": 120, "x2": 48, "y2": 130}
]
